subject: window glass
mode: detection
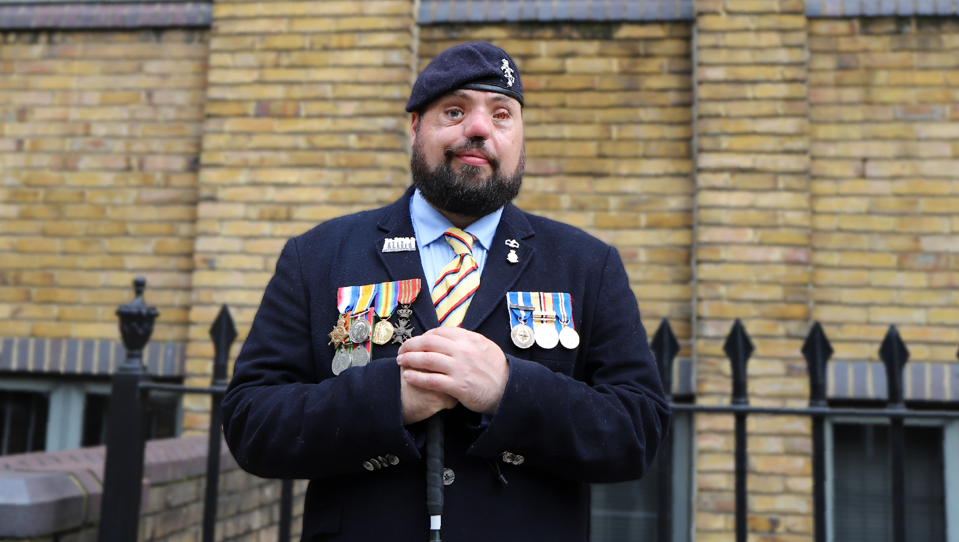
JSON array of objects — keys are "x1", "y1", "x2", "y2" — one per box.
[
  {"x1": 0, "y1": 390, "x2": 49, "y2": 456},
  {"x1": 591, "y1": 458, "x2": 659, "y2": 541},
  {"x1": 82, "y1": 392, "x2": 179, "y2": 447},
  {"x1": 833, "y1": 423, "x2": 946, "y2": 542}
]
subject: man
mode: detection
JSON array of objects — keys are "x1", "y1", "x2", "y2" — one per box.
[{"x1": 223, "y1": 42, "x2": 670, "y2": 541}]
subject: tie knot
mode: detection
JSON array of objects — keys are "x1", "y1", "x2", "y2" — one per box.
[{"x1": 444, "y1": 227, "x2": 476, "y2": 256}]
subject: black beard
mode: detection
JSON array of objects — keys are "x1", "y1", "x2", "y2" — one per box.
[{"x1": 410, "y1": 136, "x2": 524, "y2": 219}]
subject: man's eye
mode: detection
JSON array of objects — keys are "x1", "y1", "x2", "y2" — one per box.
[
  {"x1": 494, "y1": 112, "x2": 508, "y2": 120},
  {"x1": 447, "y1": 110, "x2": 463, "y2": 119}
]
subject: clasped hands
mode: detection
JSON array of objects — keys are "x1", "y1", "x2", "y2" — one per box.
[{"x1": 396, "y1": 327, "x2": 509, "y2": 425}]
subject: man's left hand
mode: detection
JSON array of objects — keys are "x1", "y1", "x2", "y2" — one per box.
[{"x1": 396, "y1": 327, "x2": 509, "y2": 415}]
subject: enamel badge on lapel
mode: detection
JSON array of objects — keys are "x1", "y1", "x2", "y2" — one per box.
[
  {"x1": 383, "y1": 237, "x2": 416, "y2": 252},
  {"x1": 505, "y1": 239, "x2": 519, "y2": 264}
]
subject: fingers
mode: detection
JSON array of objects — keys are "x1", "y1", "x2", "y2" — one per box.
[
  {"x1": 397, "y1": 331, "x2": 459, "y2": 357},
  {"x1": 402, "y1": 366, "x2": 457, "y2": 395},
  {"x1": 400, "y1": 368, "x2": 457, "y2": 425},
  {"x1": 397, "y1": 350, "x2": 453, "y2": 375}
]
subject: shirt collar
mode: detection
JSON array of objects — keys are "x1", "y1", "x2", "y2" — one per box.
[{"x1": 410, "y1": 188, "x2": 504, "y2": 251}]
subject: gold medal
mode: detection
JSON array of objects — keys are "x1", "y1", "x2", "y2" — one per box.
[
  {"x1": 328, "y1": 315, "x2": 348, "y2": 350},
  {"x1": 372, "y1": 320, "x2": 395, "y2": 345}
]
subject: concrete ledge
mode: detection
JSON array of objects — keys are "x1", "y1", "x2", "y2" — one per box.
[
  {"x1": 0, "y1": 436, "x2": 234, "y2": 538},
  {"x1": 0, "y1": 471, "x2": 85, "y2": 538}
]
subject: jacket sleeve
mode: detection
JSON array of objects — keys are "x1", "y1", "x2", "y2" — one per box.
[
  {"x1": 221, "y1": 238, "x2": 421, "y2": 480},
  {"x1": 466, "y1": 246, "x2": 671, "y2": 483}
]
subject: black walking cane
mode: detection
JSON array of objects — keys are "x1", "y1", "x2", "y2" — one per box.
[{"x1": 426, "y1": 413, "x2": 444, "y2": 541}]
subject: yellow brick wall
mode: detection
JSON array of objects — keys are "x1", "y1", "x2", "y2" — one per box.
[
  {"x1": 809, "y1": 16, "x2": 959, "y2": 364},
  {"x1": 184, "y1": 0, "x2": 417, "y2": 431},
  {"x1": 0, "y1": 30, "x2": 208, "y2": 343},
  {"x1": 418, "y1": 22, "x2": 695, "y2": 348},
  {"x1": 695, "y1": 0, "x2": 813, "y2": 540}
]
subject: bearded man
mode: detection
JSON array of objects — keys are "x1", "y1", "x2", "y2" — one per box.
[{"x1": 223, "y1": 43, "x2": 670, "y2": 541}]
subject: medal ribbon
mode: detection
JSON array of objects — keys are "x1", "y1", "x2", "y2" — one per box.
[
  {"x1": 355, "y1": 284, "x2": 377, "y2": 353},
  {"x1": 559, "y1": 293, "x2": 575, "y2": 330},
  {"x1": 336, "y1": 285, "x2": 360, "y2": 315},
  {"x1": 506, "y1": 291, "x2": 533, "y2": 329},
  {"x1": 374, "y1": 281, "x2": 399, "y2": 319},
  {"x1": 397, "y1": 278, "x2": 421, "y2": 306},
  {"x1": 552, "y1": 292, "x2": 565, "y2": 333},
  {"x1": 538, "y1": 292, "x2": 556, "y2": 327}
]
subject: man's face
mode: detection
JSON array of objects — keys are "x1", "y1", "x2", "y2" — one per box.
[{"x1": 410, "y1": 89, "x2": 525, "y2": 218}]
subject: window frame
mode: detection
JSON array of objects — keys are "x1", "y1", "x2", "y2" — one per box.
[
  {"x1": 825, "y1": 415, "x2": 959, "y2": 542},
  {"x1": 0, "y1": 376, "x2": 182, "y2": 453}
]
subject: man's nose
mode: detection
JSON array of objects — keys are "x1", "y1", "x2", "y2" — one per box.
[{"x1": 462, "y1": 110, "x2": 492, "y2": 140}]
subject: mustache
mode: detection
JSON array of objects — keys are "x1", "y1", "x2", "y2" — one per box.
[{"x1": 443, "y1": 138, "x2": 499, "y2": 169}]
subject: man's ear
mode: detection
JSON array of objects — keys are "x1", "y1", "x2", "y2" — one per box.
[{"x1": 410, "y1": 112, "x2": 419, "y2": 145}]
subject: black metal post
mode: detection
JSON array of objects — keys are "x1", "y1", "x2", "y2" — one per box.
[
  {"x1": 279, "y1": 479, "x2": 294, "y2": 542},
  {"x1": 802, "y1": 322, "x2": 833, "y2": 542},
  {"x1": 880, "y1": 325, "x2": 909, "y2": 542},
  {"x1": 203, "y1": 305, "x2": 237, "y2": 542},
  {"x1": 651, "y1": 318, "x2": 679, "y2": 542},
  {"x1": 724, "y1": 319, "x2": 754, "y2": 542},
  {"x1": 98, "y1": 277, "x2": 159, "y2": 542}
]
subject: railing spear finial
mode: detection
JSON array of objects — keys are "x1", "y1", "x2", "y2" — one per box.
[
  {"x1": 879, "y1": 325, "x2": 910, "y2": 409},
  {"x1": 802, "y1": 322, "x2": 833, "y2": 408},
  {"x1": 723, "y1": 319, "x2": 754, "y2": 406},
  {"x1": 651, "y1": 318, "x2": 680, "y2": 401},
  {"x1": 210, "y1": 304, "x2": 237, "y2": 384}
]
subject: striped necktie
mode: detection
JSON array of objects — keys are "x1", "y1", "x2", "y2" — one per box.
[{"x1": 431, "y1": 227, "x2": 480, "y2": 327}]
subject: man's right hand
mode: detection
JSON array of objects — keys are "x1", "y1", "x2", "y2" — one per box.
[{"x1": 400, "y1": 367, "x2": 458, "y2": 425}]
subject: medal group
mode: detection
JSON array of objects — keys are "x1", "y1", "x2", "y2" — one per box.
[
  {"x1": 507, "y1": 292, "x2": 579, "y2": 350},
  {"x1": 328, "y1": 279, "x2": 421, "y2": 375}
]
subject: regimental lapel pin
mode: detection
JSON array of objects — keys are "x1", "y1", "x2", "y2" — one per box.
[
  {"x1": 383, "y1": 237, "x2": 417, "y2": 253},
  {"x1": 505, "y1": 239, "x2": 519, "y2": 264}
]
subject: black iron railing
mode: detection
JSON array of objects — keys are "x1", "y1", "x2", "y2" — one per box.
[
  {"x1": 98, "y1": 278, "x2": 294, "y2": 542},
  {"x1": 100, "y1": 277, "x2": 958, "y2": 542},
  {"x1": 650, "y1": 317, "x2": 959, "y2": 542}
]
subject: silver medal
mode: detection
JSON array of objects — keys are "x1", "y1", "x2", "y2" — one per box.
[
  {"x1": 351, "y1": 347, "x2": 370, "y2": 367},
  {"x1": 535, "y1": 323, "x2": 559, "y2": 349},
  {"x1": 332, "y1": 349, "x2": 352, "y2": 375},
  {"x1": 510, "y1": 323, "x2": 535, "y2": 349},
  {"x1": 349, "y1": 317, "x2": 371, "y2": 344},
  {"x1": 559, "y1": 326, "x2": 580, "y2": 349}
]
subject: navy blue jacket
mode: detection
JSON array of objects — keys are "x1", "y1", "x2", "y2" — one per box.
[{"x1": 222, "y1": 187, "x2": 670, "y2": 541}]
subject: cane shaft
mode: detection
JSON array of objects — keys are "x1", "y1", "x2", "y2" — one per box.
[{"x1": 426, "y1": 414, "x2": 444, "y2": 540}]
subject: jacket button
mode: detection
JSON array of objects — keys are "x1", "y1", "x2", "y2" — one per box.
[
  {"x1": 385, "y1": 454, "x2": 400, "y2": 465},
  {"x1": 511, "y1": 454, "x2": 525, "y2": 465},
  {"x1": 443, "y1": 467, "x2": 455, "y2": 486},
  {"x1": 371, "y1": 457, "x2": 383, "y2": 469},
  {"x1": 377, "y1": 455, "x2": 389, "y2": 467},
  {"x1": 501, "y1": 451, "x2": 514, "y2": 463},
  {"x1": 362, "y1": 461, "x2": 374, "y2": 471}
]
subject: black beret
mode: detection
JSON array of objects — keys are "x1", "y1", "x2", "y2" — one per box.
[{"x1": 406, "y1": 42, "x2": 523, "y2": 113}]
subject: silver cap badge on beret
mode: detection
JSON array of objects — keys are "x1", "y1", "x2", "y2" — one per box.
[{"x1": 501, "y1": 59, "x2": 515, "y2": 88}]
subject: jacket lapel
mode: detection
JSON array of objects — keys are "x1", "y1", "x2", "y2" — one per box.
[
  {"x1": 375, "y1": 188, "x2": 438, "y2": 332},
  {"x1": 460, "y1": 204, "x2": 535, "y2": 331}
]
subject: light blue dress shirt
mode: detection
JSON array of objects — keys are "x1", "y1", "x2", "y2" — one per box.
[{"x1": 409, "y1": 189, "x2": 504, "y2": 291}]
